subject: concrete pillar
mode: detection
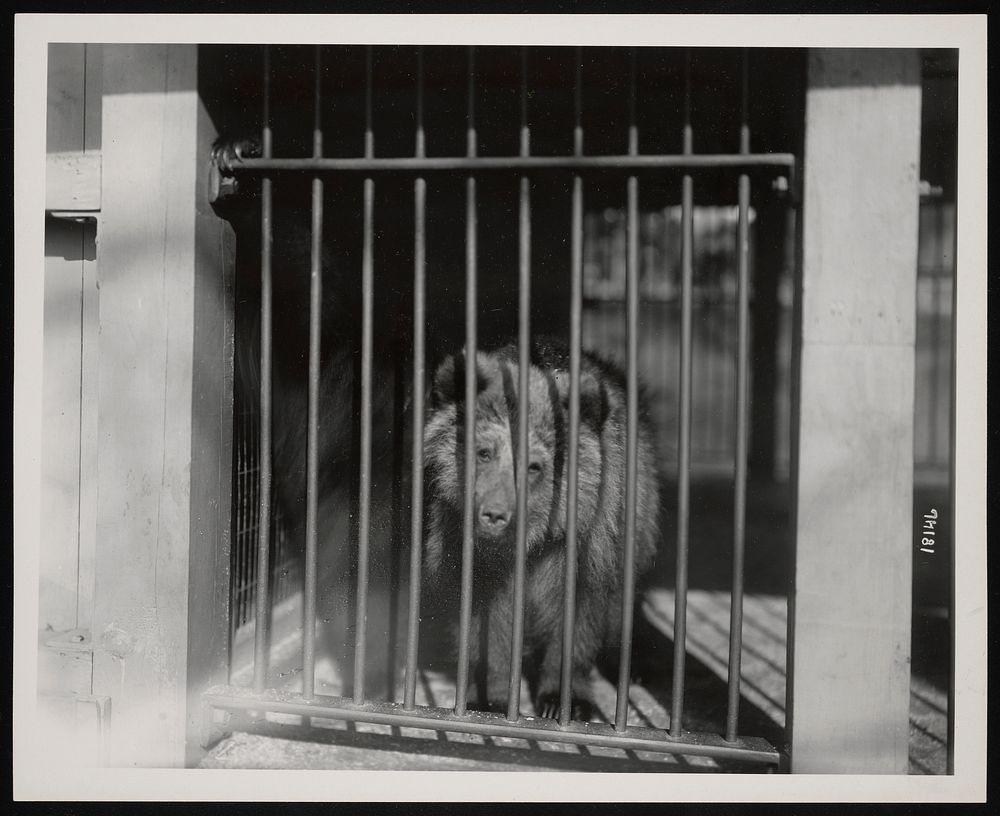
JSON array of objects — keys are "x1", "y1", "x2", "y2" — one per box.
[
  {"x1": 788, "y1": 49, "x2": 921, "y2": 773},
  {"x1": 91, "y1": 45, "x2": 233, "y2": 768}
]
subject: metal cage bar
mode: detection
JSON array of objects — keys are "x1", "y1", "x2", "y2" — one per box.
[
  {"x1": 506, "y1": 46, "x2": 532, "y2": 722},
  {"x1": 219, "y1": 44, "x2": 791, "y2": 769},
  {"x1": 204, "y1": 689, "x2": 779, "y2": 764},
  {"x1": 227, "y1": 153, "x2": 794, "y2": 175},
  {"x1": 454, "y1": 45, "x2": 478, "y2": 717},
  {"x1": 354, "y1": 45, "x2": 376, "y2": 705},
  {"x1": 614, "y1": 49, "x2": 641, "y2": 733},
  {"x1": 671, "y1": 47, "x2": 694, "y2": 739},
  {"x1": 252, "y1": 46, "x2": 275, "y2": 695},
  {"x1": 558, "y1": 46, "x2": 585, "y2": 728},
  {"x1": 302, "y1": 45, "x2": 324, "y2": 700},
  {"x1": 725, "y1": 48, "x2": 752, "y2": 743},
  {"x1": 403, "y1": 47, "x2": 427, "y2": 711},
  {"x1": 364, "y1": 47, "x2": 374, "y2": 162}
]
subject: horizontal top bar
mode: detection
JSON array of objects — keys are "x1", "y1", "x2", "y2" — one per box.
[{"x1": 224, "y1": 153, "x2": 796, "y2": 175}]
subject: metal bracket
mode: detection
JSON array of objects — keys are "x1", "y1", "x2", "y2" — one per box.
[{"x1": 208, "y1": 161, "x2": 241, "y2": 206}]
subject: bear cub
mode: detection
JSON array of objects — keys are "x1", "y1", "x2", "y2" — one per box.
[{"x1": 423, "y1": 338, "x2": 660, "y2": 721}]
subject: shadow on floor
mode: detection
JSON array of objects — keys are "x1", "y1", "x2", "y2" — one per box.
[{"x1": 626, "y1": 607, "x2": 786, "y2": 754}]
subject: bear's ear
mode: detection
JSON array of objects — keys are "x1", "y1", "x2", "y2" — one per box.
[
  {"x1": 553, "y1": 368, "x2": 606, "y2": 430},
  {"x1": 431, "y1": 350, "x2": 488, "y2": 408}
]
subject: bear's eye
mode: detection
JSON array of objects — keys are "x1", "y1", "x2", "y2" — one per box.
[
  {"x1": 477, "y1": 448, "x2": 492, "y2": 463},
  {"x1": 528, "y1": 461, "x2": 543, "y2": 475}
]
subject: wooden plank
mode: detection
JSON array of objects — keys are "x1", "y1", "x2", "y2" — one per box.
[
  {"x1": 77, "y1": 220, "x2": 99, "y2": 630},
  {"x1": 91, "y1": 44, "x2": 232, "y2": 769},
  {"x1": 184, "y1": 63, "x2": 236, "y2": 767},
  {"x1": 37, "y1": 629, "x2": 94, "y2": 696},
  {"x1": 39, "y1": 220, "x2": 84, "y2": 633},
  {"x1": 42, "y1": 43, "x2": 102, "y2": 637},
  {"x1": 84, "y1": 44, "x2": 102, "y2": 153},
  {"x1": 40, "y1": 43, "x2": 103, "y2": 638},
  {"x1": 788, "y1": 49, "x2": 920, "y2": 774},
  {"x1": 46, "y1": 44, "x2": 86, "y2": 153},
  {"x1": 46, "y1": 152, "x2": 101, "y2": 213}
]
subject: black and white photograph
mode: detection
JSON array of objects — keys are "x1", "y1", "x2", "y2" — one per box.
[{"x1": 12, "y1": 11, "x2": 987, "y2": 803}]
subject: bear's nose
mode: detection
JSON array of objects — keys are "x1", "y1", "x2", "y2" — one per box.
[{"x1": 479, "y1": 506, "x2": 510, "y2": 533}]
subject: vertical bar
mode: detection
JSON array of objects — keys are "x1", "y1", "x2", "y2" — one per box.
[
  {"x1": 302, "y1": 45, "x2": 324, "y2": 700},
  {"x1": 946, "y1": 201, "x2": 957, "y2": 775},
  {"x1": 627, "y1": 47, "x2": 639, "y2": 156},
  {"x1": 739, "y1": 48, "x2": 751, "y2": 156},
  {"x1": 454, "y1": 46, "x2": 478, "y2": 716},
  {"x1": 364, "y1": 47, "x2": 374, "y2": 161},
  {"x1": 507, "y1": 46, "x2": 531, "y2": 722},
  {"x1": 711, "y1": 209, "x2": 724, "y2": 460},
  {"x1": 245, "y1": 413, "x2": 254, "y2": 628},
  {"x1": 251, "y1": 407, "x2": 261, "y2": 625},
  {"x1": 615, "y1": 48, "x2": 640, "y2": 733},
  {"x1": 926, "y1": 206, "x2": 941, "y2": 462},
  {"x1": 558, "y1": 46, "x2": 584, "y2": 727},
  {"x1": 671, "y1": 47, "x2": 694, "y2": 740},
  {"x1": 726, "y1": 48, "x2": 751, "y2": 743},
  {"x1": 415, "y1": 47, "x2": 426, "y2": 160},
  {"x1": 403, "y1": 46, "x2": 426, "y2": 710},
  {"x1": 252, "y1": 45, "x2": 274, "y2": 695},
  {"x1": 354, "y1": 46, "x2": 375, "y2": 705},
  {"x1": 245, "y1": 410, "x2": 255, "y2": 627},
  {"x1": 229, "y1": 416, "x2": 239, "y2": 637},
  {"x1": 519, "y1": 47, "x2": 530, "y2": 158},
  {"x1": 233, "y1": 418, "x2": 241, "y2": 632},
  {"x1": 748, "y1": 195, "x2": 782, "y2": 480},
  {"x1": 642, "y1": 212, "x2": 655, "y2": 301},
  {"x1": 235, "y1": 411, "x2": 247, "y2": 631}
]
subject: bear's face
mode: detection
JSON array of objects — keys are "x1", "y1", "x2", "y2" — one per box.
[
  {"x1": 470, "y1": 400, "x2": 556, "y2": 542},
  {"x1": 425, "y1": 350, "x2": 570, "y2": 555}
]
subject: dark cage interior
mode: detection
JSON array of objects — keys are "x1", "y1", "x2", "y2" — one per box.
[{"x1": 202, "y1": 44, "x2": 806, "y2": 769}]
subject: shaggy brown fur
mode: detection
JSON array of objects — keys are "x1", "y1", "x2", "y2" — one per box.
[{"x1": 423, "y1": 339, "x2": 660, "y2": 720}]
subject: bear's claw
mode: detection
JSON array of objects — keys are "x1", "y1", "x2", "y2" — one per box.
[{"x1": 535, "y1": 692, "x2": 595, "y2": 723}]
